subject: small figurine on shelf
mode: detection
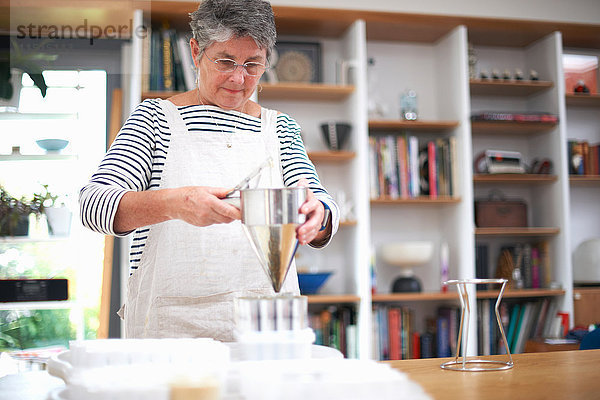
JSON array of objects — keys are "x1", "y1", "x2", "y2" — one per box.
[
  {"x1": 503, "y1": 69, "x2": 512, "y2": 80},
  {"x1": 367, "y1": 57, "x2": 387, "y2": 118},
  {"x1": 400, "y1": 89, "x2": 418, "y2": 121},
  {"x1": 479, "y1": 69, "x2": 489, "y2": 80},
  {"x1": 573, "y1": 79, "x2": 591, "y2": 94},
  {"x1": 529, "y1": 69, "x2": 539, "y2": 81},
  {"x1": 468, "y1": 43, "x2": 478, "y2": 79},
  {"x1": 491, "y1": 68, "x2": 501, "y2": 80},
  {"x1": 514, "y1": 68, "x2": 524, "y2": 80}
]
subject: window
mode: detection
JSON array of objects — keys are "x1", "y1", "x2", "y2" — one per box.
[{"x1": 0, "y1": 70, "x2": 107, "y2": 350}]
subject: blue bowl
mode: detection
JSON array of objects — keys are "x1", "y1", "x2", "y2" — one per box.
[
  {"x1": 297, "y1": 272, "x2": 333, "y2": 295},
  {"x1": 36, "y1": 139, "x2": 69, "y2": 152}
]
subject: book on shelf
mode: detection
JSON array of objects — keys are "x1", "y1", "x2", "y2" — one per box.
[
  {"x1": 372, "y1": 305, "x2": 419, "y2": 360},
  {"x1": 475, "y1": 243, "x2": 489, "y2": 290},
  {"x1": 368, "y1": 133, "x2": 456, "y2": 199},
  {"x1": 494, "y1": 241, "x2": 552, "y2": 289},
  {"x1": 147, "y1": 25, "x2": 195, "y2": 93},
  {"x1": 479, "y1": 299, "x2": 558, "y2": 355},
  {"x1": 568, "y1": 139, "x2": 600, "y2": 176},
  {"x1": 396, "y1": 134, "x2": 409, "y2": 198},
  {"x1": 408, "y1": 136, "x2": 420, "y2": 198},
  {"x1": 506, "y1": 303, "x2": 521, "y2": 350},
  {"x1": 309, "y1": 305, "x2": 357, "y2": 358}
]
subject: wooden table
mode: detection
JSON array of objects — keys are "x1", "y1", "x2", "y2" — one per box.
[{"x1": 387, "y1": 350, "x2": 600, "y2": 400}]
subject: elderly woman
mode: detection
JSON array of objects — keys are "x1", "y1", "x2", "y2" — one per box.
[{"x1": 79, "y1": 0, "x2": 338, "y2": 341}]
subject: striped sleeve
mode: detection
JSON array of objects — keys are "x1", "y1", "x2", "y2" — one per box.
[
  {"x1": 277, "y1": 113, "x2": 340, "y2": 247},
  {"x1": 79, "y1": 99, "x2": 164, "y2": 236}
]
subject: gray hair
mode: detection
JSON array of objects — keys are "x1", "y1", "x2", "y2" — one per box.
[{"x1": 189, "y1": 0, "x2": 276, "y2": 63}]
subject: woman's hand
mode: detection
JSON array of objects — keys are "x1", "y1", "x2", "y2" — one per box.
[
  {"x1": 172, "y1": 186, "x2": 241, "y2": 227},
  {"x1": 296, "y1": 179, "x2": 326, "y2": 245},
  {"x1": 113, "y1": 186, "x2": 240, "y2": 234}
]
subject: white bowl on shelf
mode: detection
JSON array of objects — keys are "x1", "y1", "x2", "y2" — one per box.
[{"x1": 380, "y1": 241, "x2": 434, "y2": 267}]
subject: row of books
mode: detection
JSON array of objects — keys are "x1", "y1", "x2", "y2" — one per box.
[
  {"x1": 372, "y1": 305, "x2": 460, "y2": 360},
  {"x1": 142, "y1": 25, "x2": 196, "y2": 93},
  {"x1": 368, "y1": 134, "x2": 457, "y2": 199},
  {"x1": 477, "y1": 298, "x2": 561, "y2": 355},
  {"x1": 476, "y1": 241, "x2": 552, "y2": 290},
  {"x1": 568, "y1": 139, "x2": 600, "y2": 175},
  {"x1": 309, "y1": 306, "x2": 357, "y2": 359}
]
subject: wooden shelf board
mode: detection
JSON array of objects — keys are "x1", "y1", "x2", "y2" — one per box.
[
  {"x1": 476, "y1": 288, "x2": 565, "y2": 299},
  {"x1": 143, "y1": 84, "x2": 355, "y2": 102},
  {"x1": 371, "y1": 196, "x2": 460, "y2": 205},
  {"x1": 471, "y1": 120, "x2": 557, "y2": 135},
  {"x1": 339, "y1": 220, "x2": 357, "y2": 227},
  {"x1": 373, "y1": 292, "x2": 458, "y2": 302},
  {"x1": 475, "y1": 227, "x2": 560, "y2": 237},
  {"x1": 259, "y1": 83, "x2": 354, "y2": 101},
  {"x1": 307, "y1": 151, "x2": 355, "y2": 162},
  {"x1": 570, "y1": 175, "x2": 600, "y2": 184},
  {"x1": 372, "y1": 288, "x2": 565, "y2": 302},
  {"x1": 273, "y1": 6, "x2": 358, "y2": 38},
  {"x1": 470, "y1": 79, "x2": 553, "y2": 96},
  {"x1": 369, "y1": 120, "x2": 459, "y2": 131},
  {"x1": 565, "y1": 93, "x2": 600, "y2": 107},
  {"x1": 473, "y1": 174, "x2": 557, "y2": 183},
  {"x1": 306, "y1": 294, "x2": 361, "y2": 304}
]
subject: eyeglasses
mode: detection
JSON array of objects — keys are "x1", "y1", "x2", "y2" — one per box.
[{"x1": 202, "y1": 52, "x2": 267, "y2": 76}]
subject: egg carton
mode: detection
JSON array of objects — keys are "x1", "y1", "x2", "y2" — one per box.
[{"x1": 47, "y1": 338, "x2": 230, "y2": 400}]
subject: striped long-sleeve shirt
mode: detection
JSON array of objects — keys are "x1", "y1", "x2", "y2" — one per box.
[{"x1": 79, "y1": 99, "x2": 338, "y2": 272}]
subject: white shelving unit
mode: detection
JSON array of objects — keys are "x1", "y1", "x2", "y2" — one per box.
[
  {"x1": 123, "y1": 4, "x2": 600, "y2": 360},
  {"x1": 563, "y1": 47, "x2": 600, "y2": 276}
]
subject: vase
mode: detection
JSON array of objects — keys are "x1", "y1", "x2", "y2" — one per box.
[
  {"x1": 45, "y1": 206, "x2": 72, "y2": 236},
  {"x1": 0, "y1": 70, "x2": 23, "y2": 112}
]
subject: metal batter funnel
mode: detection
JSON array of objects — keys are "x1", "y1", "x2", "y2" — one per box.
[{"x1": 241, "y1": 187, "x2": 307, "y2": 292}]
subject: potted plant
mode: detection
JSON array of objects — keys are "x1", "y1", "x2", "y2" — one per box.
[
  {"x1": 0, "y1": 186, "x2": 42, "y2": 236},
  {"x1": 0, "y1": 38, "x2": 57, "y2": 110},
  {"x1": 35, "y1": 184, "x2": 72, "y2": 236}
]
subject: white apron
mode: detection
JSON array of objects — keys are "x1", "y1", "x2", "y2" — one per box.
[{"x1": 123, "y1": 99, "x2": 300, "y2": 341}]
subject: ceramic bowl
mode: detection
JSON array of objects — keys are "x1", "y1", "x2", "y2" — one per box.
[
  {"x1": 297, "y1": 272, "x2": 333, "y2": 294},
  {"x1": 319, "y1": 122, "x2": 351, "y2": 150},
  {"x1": 380, "y1": 241, "x2": 434, "y2": 267},
  {"x1": 36, "y1": 139, "x2": 69, "y2": 152}
]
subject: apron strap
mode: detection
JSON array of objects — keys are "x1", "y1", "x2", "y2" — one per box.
[
  {"x1": 158, "y1": 99, "x2": 188, "y2": 134},
  {"x1": 260, "y1": 107, "x2": 282, "y2": 178}
]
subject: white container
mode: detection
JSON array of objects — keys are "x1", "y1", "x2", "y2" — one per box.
[
  {"x1": 236, "y1": 328, "x2": 315, "y2": 361},
  {"x1": 45, "y1": 206, "x2": 72, "y2": 236}
]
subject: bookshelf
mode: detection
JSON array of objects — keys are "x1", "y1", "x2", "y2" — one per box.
[
  {"x1": 563, "y1": 47, "x2": 600, "y2": 299},
  {"x1": 118, "y1": 3, "x2": 600, "y2": 360},
  {"x1": 473, "y1": 174, "x2": 558, "y2": 184}
]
